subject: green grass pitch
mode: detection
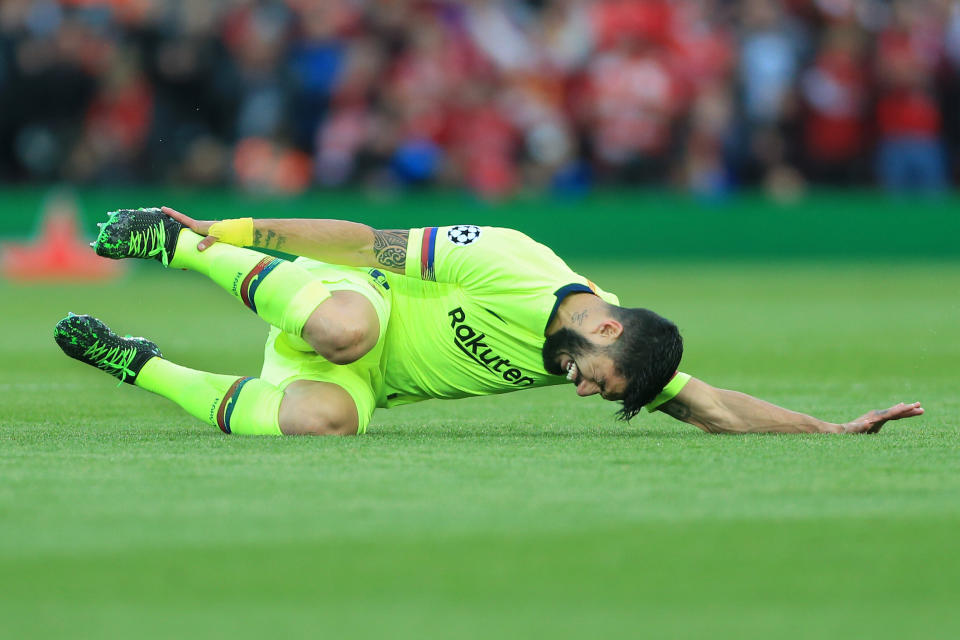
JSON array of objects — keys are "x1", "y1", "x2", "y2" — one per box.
[{"x1": 1, "y1": 260, "x2": 958, "y2": 639}]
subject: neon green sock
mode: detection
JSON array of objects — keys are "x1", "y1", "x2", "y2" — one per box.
[
  {"x1": 169, "y1": 230, "x2": 330, "y2": 337},
  {"x1": 135, "y1": 357, "x2": 283, "y2": 435}
]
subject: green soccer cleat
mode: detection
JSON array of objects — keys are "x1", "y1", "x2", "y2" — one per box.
[
  {"x1": 54, "y1": 313, "x2": 162, "y2": 385},
  {"x1": 93, "y1": 207, "x2": 183, "y2": 266}
]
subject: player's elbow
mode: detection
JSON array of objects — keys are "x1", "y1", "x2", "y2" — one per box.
[{"x1": 696, "y1": 393, "x2": 737, "y2": 434}]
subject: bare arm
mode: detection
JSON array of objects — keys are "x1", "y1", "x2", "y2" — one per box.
[
  {"x1": 247, "y1": 219, "x2": 409, "y2": 274},
  {"x1": 658, "y1": 377, "x2": 924, "y2": 434},
  {"x1": 161, "y1": 207, "x2": 409, "y2": 274}
]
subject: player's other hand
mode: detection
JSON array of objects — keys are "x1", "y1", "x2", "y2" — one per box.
[
  {"x1": 161, "y1": 206, "x2": 218, "y2": 251},
  {"x1": 841, "y1": 402, "x2": 924, "y2": 434}
]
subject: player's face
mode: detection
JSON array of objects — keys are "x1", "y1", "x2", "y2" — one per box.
[{"x1": 542, "y1": 328, "x2": 627, "y2": 401}]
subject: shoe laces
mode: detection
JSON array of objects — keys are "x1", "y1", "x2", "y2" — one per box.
[
  {"x1": 128, "y1": 221, "x2": 169, "y2": 266},
  {"x1": 83, "y1": 339, "x2": 138, "y2": 385}
]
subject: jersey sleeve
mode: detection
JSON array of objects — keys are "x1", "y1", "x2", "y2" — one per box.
[
  {"x1": 645, "y1": 372, "x2": 692, "y2": 412},
  {"x1": 404, "y1": 226, "x2": 578, "y2": 293}
]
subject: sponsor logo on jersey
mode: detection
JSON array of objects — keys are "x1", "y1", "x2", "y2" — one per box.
[
  {"x1": 448, "y1": 307, "x2": 534, "y2": 386},
  {"x1": 367, "y1": 268, "x2": 390, "y2": 290},
  {"x1": 447, "y1": 225, "x2": 481, "y2": 246}
]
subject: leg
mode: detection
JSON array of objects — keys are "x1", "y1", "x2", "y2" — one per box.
[
  {"x1": 260, "y1": 339, "x2": 381, "y2": 436},
  {"x1": 170, "y1": 230, "x2": 331, "y2": 338},
  {"x1": 172, "y1": 230, "x2": 379, "y2": 364},
  {"x1": 260, "y1": 276, "x2": 388, "y2": 435},
  {"x1": 95, "y1": 209, "x2": 379, "y2": 364},
  {"x1": 141, "y1": 361, "x2": 365, "y2": 436},
  {"x1": 140, "y1": 360, "x2": 365, "y2": 436},
  {"x1": 135, "y1": 358, "x2": 284, "y2": 435},
  {"x1": 57, "y1": 251, "x2": 387, "y2": 435},
  {"x1": 54, "y1": 314, "x2": 284, "y2": 435}
]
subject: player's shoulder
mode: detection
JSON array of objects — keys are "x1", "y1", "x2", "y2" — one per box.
[
  {"x1": 430, "y1": 225, "x2": 547, "y2": 257},
  {"x1": 440, "y1": 225, "x2": 531, "y2": 244}
]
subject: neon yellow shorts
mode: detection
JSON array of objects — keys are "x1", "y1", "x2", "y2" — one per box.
[{"x1": 258, "y1": 258, "x2": 391, "y2": 434}]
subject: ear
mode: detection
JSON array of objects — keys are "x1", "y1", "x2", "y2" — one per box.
[{"x1": 595, "y1": 319, "x2": 623, "y2": 342}]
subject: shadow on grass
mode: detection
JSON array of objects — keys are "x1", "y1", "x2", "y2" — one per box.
[{"x1": 367, "y1": 423, "x2": 711, "y2": 441}]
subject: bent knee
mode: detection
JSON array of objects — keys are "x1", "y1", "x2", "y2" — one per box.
[
  {"x1": 317, "y1": 324, "x2": 374, "y2": 365},
  {"x1": 279, "y1": 381, "x2": 360, "y2": 436},
  {"x1": 302, "y1": 291, "x2": 379, "y2": 364}
]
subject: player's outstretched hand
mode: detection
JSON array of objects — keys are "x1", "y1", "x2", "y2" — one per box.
[
  {"x1": 161, "y1": 206, "x2": 219, "y2": 251},
  {"x1": 841, "y1": 402, "x2": 924, "y2": 434}
]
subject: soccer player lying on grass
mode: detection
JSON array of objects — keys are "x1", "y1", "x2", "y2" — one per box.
[{"x1": 54, "y1": 207, "x2": 923, "y2": 436}]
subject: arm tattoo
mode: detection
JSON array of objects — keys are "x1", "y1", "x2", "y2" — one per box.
[
  {"x1": 659, "y1": 398, "x2": 692, "y2": 422},
  {"x1": 373, "y1": 229, "x2": 408, "y2": 269},
  {"x1": 254, "y1": 229, "x2": 285, "y2": 250}
]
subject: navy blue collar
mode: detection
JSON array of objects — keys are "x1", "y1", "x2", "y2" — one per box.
[{"x1": 546, "y1": 283, "x2": 594, "y2": 332}]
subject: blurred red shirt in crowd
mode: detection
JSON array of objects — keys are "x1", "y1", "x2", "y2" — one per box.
[
  {"x1": 801, "y1": 27, "x2": 868, "y2": 163},
  {"x1": 875, "y1": 27, "x2": 942, "y2": 140}
]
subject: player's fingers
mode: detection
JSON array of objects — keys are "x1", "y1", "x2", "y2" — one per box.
[
  {"x1": 897, "y1": 402, "x2": 922, "y2": 410},
  {"x1": 163, "y1": 206, "x2": 205, "y2": 234},
  {"x1": 198, "y1": 236, "x2": 219, "y2": 252},
  {"x1": 888, "y1": 403, "x2": 923, "y2": 419},
  {"x1": 161, "y1": 206, "x2": 190, "y2": 225},
  {"x1": 864, "y1": 405, "x2": 923, "y2": 434}
]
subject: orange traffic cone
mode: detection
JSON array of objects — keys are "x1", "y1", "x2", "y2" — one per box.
[{"x1": 1, "y1": 196, "x2": 126, "y2": 282}]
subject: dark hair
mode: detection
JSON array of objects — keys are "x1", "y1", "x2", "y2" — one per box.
[{"x1": 607, "y1": 307, "x2": 683, "y2": 421}]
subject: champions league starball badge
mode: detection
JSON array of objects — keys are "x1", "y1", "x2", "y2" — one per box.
[{"x1": 447, "y1": 225, "x2": 481, "y2": 246}]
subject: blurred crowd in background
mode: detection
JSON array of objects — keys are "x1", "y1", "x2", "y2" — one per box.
[{"x1": 1, "y1": 0, "x2": 959, "y2": 199}]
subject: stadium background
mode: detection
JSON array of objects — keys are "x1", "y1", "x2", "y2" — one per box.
[{"x1": 2, "y1": 1, "x2": 959, "y2": 639}]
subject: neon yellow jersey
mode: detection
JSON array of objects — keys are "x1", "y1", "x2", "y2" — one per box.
[{"x1": 379, "y1": 226, "x2": 620, "y2": 407}]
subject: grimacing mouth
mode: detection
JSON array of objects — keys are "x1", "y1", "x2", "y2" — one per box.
[{"x1": 563, "y1": 357, "x2": 581, "y2": 385}]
